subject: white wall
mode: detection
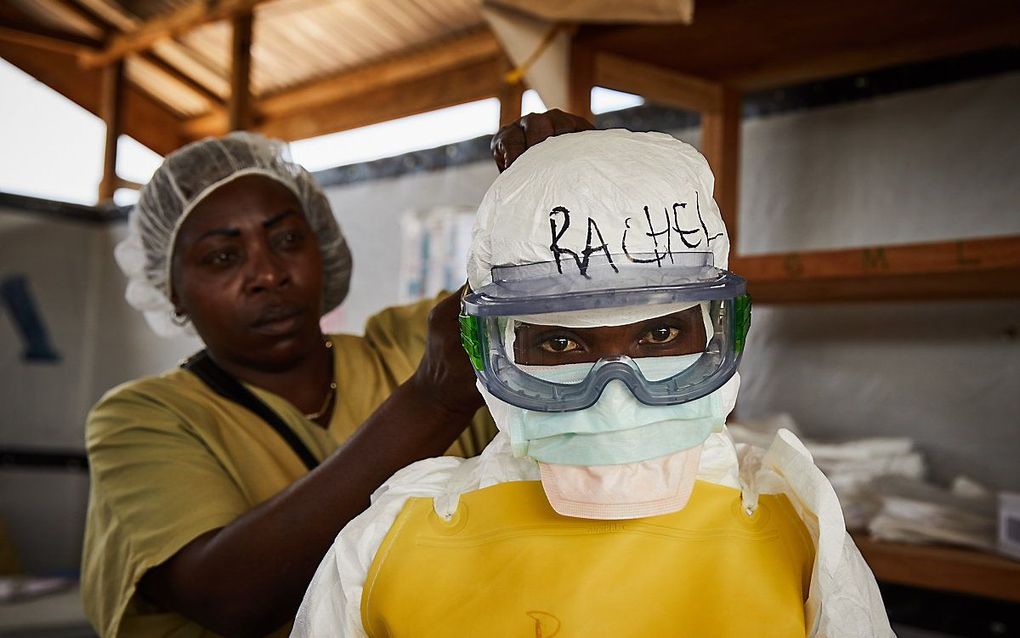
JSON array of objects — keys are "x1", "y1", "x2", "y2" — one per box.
[{"x1": 732, "y1": 73, "x2": 1020, "y2": 490}]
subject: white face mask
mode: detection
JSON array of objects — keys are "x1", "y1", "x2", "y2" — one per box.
[
  {"x1": 509, "y1": 355, "x2": 728, "y2": 466},
  {"x1": 538, "y1": 445, "x2": 704, "y2": 520},
  {"x1": 480, "y1": 368, "x2": 740, "y2": 520}
]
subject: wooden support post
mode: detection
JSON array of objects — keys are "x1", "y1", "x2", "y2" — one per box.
[
  {"x1": 98, "y1": 59, "x2": 124, "y2": 202},
  {"x1": 701, "y1": 88, "x2": 741, "y2": 252},
  {"x1": 229, "y1": 11, "x2": 253, "y2": 131},
  {"x1": 499, "y1": 78, "x2": 524, "y2": 128},
  {"x1": 567, "y1": 39, "x2": 594, "y2": 123}
]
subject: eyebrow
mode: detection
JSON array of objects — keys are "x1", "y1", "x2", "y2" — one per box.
[
  {"x1": 194, "y1": 209, "x2": 299, "y2": 242},
  {"x1": 196, "y1": 227, "x2": 240, "y2": 242},
  {"x1": 262, "y1": 209, "x2": 299, "y2": 228}
]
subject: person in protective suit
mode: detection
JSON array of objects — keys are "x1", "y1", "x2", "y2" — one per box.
[{"x1": 292, "y1": 128, "x2": 895, "y2": 637}]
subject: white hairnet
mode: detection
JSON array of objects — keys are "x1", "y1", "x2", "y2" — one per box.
[
  {"x1": 467, "y1": 129, "x2": 730, "y2": 327},
  {"x1": 115, "y1": 132, "x2": 352, "y2": 337}
]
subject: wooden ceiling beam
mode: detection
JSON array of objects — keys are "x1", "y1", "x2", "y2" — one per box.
[
  {"x1": 594, "y1": 52, "x2": 723, "y2": 113},
  {"x1": 79, "y1": 0, "x2": 271, "y2": 69},
  {"x1": 0, "y1": 17, "x2": 99, "y2": 55},
  {"x1": 42, "y1": 0, "x2": 227, "y2": 114},
  {"x1": 578, "y1": 1, "x2": 1020, "y2": 93},
  {"x1": 183, "y1": 29, "x2": 505, "y2": 139},
  {"x1": 722, "y1": 21, "x2": 1020, "y2": 91},
  {"x1": 261, "y1": 29, "x2": 503, "y2": 118},
  {"x1": 256, "y1": 56, "x2": 506, "y2": 143}
]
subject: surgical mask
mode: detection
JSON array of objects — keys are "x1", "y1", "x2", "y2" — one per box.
[{"x1": 507, "y1": 355, "x2": 727, "y2": 466}]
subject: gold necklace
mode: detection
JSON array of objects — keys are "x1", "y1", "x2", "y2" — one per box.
[{"x1": 304, "y1": 338, "x2": 336, "y2": 421}]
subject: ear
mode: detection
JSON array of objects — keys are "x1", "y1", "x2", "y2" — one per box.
[{"x1": 170, "y1": 289, "x2": 184, "y2": 317}]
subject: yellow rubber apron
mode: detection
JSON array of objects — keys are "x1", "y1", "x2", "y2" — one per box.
[{"x1": 363, "y1": 479, "x2": 814, "y2": 637}]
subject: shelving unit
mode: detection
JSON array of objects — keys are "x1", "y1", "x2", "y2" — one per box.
[
  {"x1": 733, "y1": 235, "x2": 1020, "y2": 303},
  {"x1": 853, "y1": 535, "x2": 1020, "y2": 604}
]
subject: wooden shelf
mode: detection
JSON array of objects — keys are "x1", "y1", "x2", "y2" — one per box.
[
  {"x1": 853, "y1": 534, "x2": 1020, "y2": 604},
  {"x1": 731, "y1": 235, "x2": 1020, "y2": 303}
]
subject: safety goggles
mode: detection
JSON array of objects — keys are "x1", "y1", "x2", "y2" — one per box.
[{"x1": 460, "y1": 252, "x2": 750, "y2": 413}]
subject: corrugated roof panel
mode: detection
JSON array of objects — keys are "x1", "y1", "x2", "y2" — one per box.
[{"x1": 4, "y1": 0, "x2": 488, "y2": 122}]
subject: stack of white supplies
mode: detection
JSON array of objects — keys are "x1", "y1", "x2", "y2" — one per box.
[
  {"x1": 727, "y1": 414, "x2": 925, "y2": 529},
  {"x1": 866, "y1": 475, "x2": 998, "y2": 552}
]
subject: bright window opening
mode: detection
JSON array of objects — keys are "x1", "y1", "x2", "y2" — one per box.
[
  {"x1": 521, "y1": 87, "x2": 645, "y2": 117},
  {"x1": 289, "y1": 98, "x2": 501, "y2": 172},
  {"x1": 591, "y1": 87, "x2": 645, "y2": 114},
  {"x1": 0, "y1": 57, "x2": 162, "y2": 206}
]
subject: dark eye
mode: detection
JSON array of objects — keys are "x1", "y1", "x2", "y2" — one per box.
[
  {"x1": 204, "y1": 249, "x2": 238, "y2": 266},
  {"x1": 640, "y1": 326, "x2": 680, "y2": 345},
  {"x1": 540, "y1": 337, "x2": 581, "y2": 354},
  {"x1": 273, "y1": 231, "x2": 303, "y2": 249}
]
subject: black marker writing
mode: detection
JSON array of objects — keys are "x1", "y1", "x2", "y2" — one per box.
[
  {"x1": 549, "y1": 206, "x2": 618, "y2": 277},
  {"x1": 671, "y1": 202, "x2": 703, "y2": 249},
  {"x1": 696, "y1": 191, "x2": 724, "y2": 246},
  {"x1": 623, "y1": 206, "x2": 672, "y2": 266}
]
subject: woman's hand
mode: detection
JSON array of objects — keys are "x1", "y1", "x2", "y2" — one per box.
[
  {"x1": 491, "y1": 109, "x2": 595, "y2": 172},
  {"x1": 411, "y1": 286, "x2": 483, "y2": 417}
]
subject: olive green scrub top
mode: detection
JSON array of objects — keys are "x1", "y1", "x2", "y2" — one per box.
[{"x1": 81, "y1": 298, "x2": 495, "y2": 637}]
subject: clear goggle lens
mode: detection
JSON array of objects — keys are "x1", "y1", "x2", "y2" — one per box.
[{"x1": 508, "y1": 304, "x2": 711, "y2": 384}]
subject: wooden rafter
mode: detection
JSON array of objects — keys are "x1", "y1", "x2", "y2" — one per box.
[
  {"x1": 79, "y1": 0, "x2": 271, "y2": 69},
  {"x1": 577, "y1": 0, "x2": 1020, "y2": 91},
  {"x1": 261, "y1": 29, "x2": 502, "y2": 118},
  {"x1": 48, "y1": 0, "x2": 226, "y2": 112},
  {"x1": 595, "y1": 53, "x2": 723, "y2": 113},
  {"x1": 184, "y1": 29, "x2": 505, "y2": 140},
  {"x1": 257, "y1": 56, "x2": 507, "y2": 142},
  {"x1": 724, "y1": 21, "x2": 1020, "y2": 91},
  {"x1": 0, "y1": 17, "x2": 99, "y2": 55}
]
